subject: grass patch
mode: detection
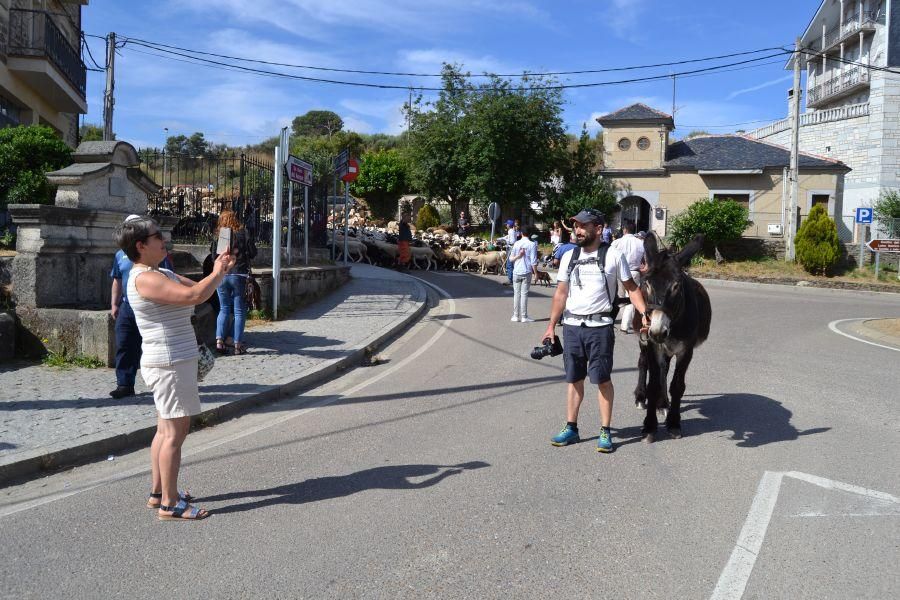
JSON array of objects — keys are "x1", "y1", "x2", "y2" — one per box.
[
  {"x1": 42, "y1": 350, "x2": 105, "y2": 369},
  {"x1": 688, "y1": 256, "x2": 900, "y2": 288}
]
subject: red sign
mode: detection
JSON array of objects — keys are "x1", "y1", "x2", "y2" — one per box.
[
  {"x1": 341, "y1": 158, "x2": 359, "y2": 183},
  {"x1": 867, "y1": 239, "x2": 900, "y2": 253}
]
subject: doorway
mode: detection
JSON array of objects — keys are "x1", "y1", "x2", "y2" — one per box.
[{"x1": 619, "y1": 196, "x2": 652, "y2": 233}]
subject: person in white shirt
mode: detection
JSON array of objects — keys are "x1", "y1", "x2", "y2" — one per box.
[
  {"x1": 541, "y1": 209, "x2": 649, "y2": 453},
  {"x1": 510, "y1": 230, "x2": 539, "y2": 322},
  {"x1": 502, "y1": 219, "x2": 517, "y2": 285},
  {"x1": 610, "y1": 219, "x2": 645, "y2": 333}
]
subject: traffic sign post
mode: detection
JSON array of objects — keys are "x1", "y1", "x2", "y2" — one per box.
[
  {"x1": 488, "y1": 202, "x2": 500, "y2": 245},
  {"x1": 866, "y1": 239, "x2": 900, "y2": 280},
  {"x1": 856, "y1": 207, "x2": 874, "y2": 268}
]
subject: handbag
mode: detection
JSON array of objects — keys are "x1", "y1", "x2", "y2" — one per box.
[
  {"x1": 244, "y1": 268, "x2": 262, "y2": 311},
  {"x1": 197, "y1": 343, "x2": 216, "y2": 381}
]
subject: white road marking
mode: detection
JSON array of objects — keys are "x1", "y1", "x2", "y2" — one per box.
[
  {"x1": 0, "y1": 277, "x2": 457, "y2": 519},
  {"x1": 710, "y1": 471, "x2": 900, "y2": 600},
  {"x1": 827, "y1": 318, "x2": 900, "y2": 353}
]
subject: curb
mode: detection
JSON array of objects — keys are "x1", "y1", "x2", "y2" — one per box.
[
  {"x1": 0, "y1": 276, "x2": 430, "y2": 484},
  {"x1": 696, "y1": 277, "x2": 900, "y2": 298}
]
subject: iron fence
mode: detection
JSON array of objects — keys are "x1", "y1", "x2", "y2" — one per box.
[{"x1": 140, "y1": 151, "x2": 330, "y2": 249}]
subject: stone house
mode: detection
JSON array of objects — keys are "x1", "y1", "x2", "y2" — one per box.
[
  {"x1": 598, "y1": 103, "x2": 850, "y2": 240},
  {"x1": 748, "y1": 0, "x2": 895, "y2": 239},
  {"x1": 0, "y1": 0, "x2": 87, "y2": 147}
]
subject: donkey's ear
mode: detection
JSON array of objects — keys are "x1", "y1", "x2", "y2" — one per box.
[
  {"x1": 675, "y1": 234, "x2": 704, "y2": 267},
  {"x1": 643, "y1": 232, "x2": 660, "y2": 267}
]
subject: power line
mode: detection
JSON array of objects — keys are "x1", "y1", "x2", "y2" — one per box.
[
  {"x1": 116, "y1": 35, "x2": 789, "y2": 78},
  {"x1": 116, "y1": 40, "x2": 792, "y2": 91}
]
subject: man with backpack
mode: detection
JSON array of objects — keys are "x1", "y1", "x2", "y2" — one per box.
[{"x1": 541, "y1": 209, "x2": 649, "y2": 453}]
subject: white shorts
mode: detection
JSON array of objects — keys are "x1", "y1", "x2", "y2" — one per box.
[{"x1": 141, "y1": 358, "x2": 201, "y2": 419}]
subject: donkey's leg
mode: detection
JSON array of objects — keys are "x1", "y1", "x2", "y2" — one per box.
[
  {"x1": 657, "y1": 353, "x2": 673, "y2": 421},
  {"x1": 642, "y1": 347, "x2": 666, "y2": 442},
  {"x1": 666, "y1": 347, "x2": 694, "y2": 439},
  {"x1": 634, "y1": 342, "x2": 650, "y2": 410}
]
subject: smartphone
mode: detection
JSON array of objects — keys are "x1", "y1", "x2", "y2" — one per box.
[{"x1": 216, "y1": 227, "x2": 232, "y2": 255}]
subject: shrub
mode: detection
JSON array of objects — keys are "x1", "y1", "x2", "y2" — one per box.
[
  {"x1": 871, "y1": 190, "x2": 900, "y2": 236},
  {"x1": 0, "y1": 125, "x2": 72, "y2": 208},
  {"x1": 668, "y1": 198, "x2": 751, "y2": 255},
  {"x1": 416, "y1": 203, "x2": 440, "y2": 230},
  {"x1": 794, "y1": 204, "x2": 841, "y2": 275}
]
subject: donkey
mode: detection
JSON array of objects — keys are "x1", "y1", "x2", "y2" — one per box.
[{"x1": 634, "y1": 233, "x2": 712, "y2": 442}]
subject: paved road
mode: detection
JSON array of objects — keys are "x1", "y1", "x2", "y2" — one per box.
[{"x1": 1, "y1": 273, "x2": 898, "y2": 599}]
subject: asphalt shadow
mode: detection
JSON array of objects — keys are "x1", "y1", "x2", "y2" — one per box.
[
  {"x1": 614, "y1": 392, "x2": 831, "y2": 448},
  {"x1": 205, "y1": 461, "x2": 490, "y2": 515}
]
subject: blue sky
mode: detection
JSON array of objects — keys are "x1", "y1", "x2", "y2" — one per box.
[{"x1": 81, "y1": 0, "x2": 821, "y2": 149}]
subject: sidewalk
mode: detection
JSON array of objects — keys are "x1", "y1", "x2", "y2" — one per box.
[{"x1": 0, "y1": 264, "x2": 428, "y2": 483}]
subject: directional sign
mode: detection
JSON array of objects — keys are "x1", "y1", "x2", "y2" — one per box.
[
  {"x1": 286, "y1": 155, "x2": 314, "y2": 187},
  {"x1": 333, "y1": 148, "x2": 350, "y2": 175},
  {"x1": 856, "y1": 207, "x2": 873, "y2": 224},
  {"x1": 867, "y1": 239, "x2": 900, "y2": 253},
  {"x1": 341, "y1": 158, "x2": 359, "y2": 183}
]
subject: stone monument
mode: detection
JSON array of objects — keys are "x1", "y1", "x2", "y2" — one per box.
[{"x1": 8, "y1": 141, "x2": 161, "y2": 363}]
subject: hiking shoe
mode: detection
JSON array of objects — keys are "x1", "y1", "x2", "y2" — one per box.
[
  {"x1": 551, "y1": 425, "x2": 580, "y2": 446},
  {"x1": 520, "y1": 317, "x2": 535, "y2": 323},
  {"x1": 109, "y1": 385, "x2": 135, "y2": 399},
  {"x1": 597, "y1": 428, "x2": 614, "y2": 453}
]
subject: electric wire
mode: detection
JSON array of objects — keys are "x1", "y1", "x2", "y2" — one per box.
[{"x1": 118, "y1": 35, "x2": 789, "y2": 78}]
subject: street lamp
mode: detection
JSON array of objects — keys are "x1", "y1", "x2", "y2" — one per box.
[{"x1": 162, "y1": 127, "x2": 169, "y2": 192}]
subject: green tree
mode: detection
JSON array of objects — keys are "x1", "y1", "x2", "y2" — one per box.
[
  {"x1": 668, "y1": 198, "x2": 751, "y2": 256},
  {"x1": 795, "y1": 204, "x2": 841, "y2": 275},
  {"x1": 0, "y1": 125, "x2": 72, "y2": 207},
  {"x1": 416, "y1": 203, "x2": 441, "y2": 230},
  {"x1": 292, "y1": 110, "x2": 344, "y2": 138},
  {"x1": 79, "y1": 123, "x2": 107, "y2": 142},
  {"x1": 350, "y1": 149, "x2": 408, "y2": 220},
  {"x1": 544, "y1": 127, "x2": 616, "y2": 222},
  {"x1": 406, "y1": 64, "x2": 566, "y2": 219},
  {"x1": 684, "y1": 130, "x2": 710, "y2": 139},
  {"x1": 871, "y1": 190, "x2": 900, "y2": 236}
]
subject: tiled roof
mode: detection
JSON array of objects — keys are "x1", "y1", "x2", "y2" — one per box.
[
  {"x1": 664, "y1": 135, "x2": 848, "y2": 171},
  {"x1": 596, "y1": 103, "x2": 674, "y2": 126}
]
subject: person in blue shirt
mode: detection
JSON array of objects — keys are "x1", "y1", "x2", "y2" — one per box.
[
  {"x1": 109, "y1": 215, "x2": 174, "y2": 399},
  {"x1": 552, "y1": 233, "x2": 578, "y2": 268}
]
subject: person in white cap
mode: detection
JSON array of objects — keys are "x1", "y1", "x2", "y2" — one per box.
[{"x1": 108, "y1": 214, "x2": 174, "y2": 399}]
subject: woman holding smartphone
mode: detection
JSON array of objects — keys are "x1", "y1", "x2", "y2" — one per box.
[
  {"x1": 116, "y1": 216, "x2": 235, "y2": 520},
  {"x1": 211, "y1": 210, "x2": 257, "y2": 354}
]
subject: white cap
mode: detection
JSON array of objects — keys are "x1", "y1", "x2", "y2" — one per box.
[{"x1": 124, "y1": 214, "x2": 142, "y2": 223}]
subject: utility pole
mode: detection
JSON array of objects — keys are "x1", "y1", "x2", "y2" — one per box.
[
  {"x1": 102, "y1": 32, "x2": 116, "y2": 141},
  {"x1": 786, "y1": 37, "x2": 802, "y2": 262}
]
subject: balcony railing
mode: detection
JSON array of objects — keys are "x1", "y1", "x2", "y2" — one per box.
[
  {"x1": 807, "y1": 66, "x2": 870, "y2": 106},
  {"x1": 747, "y1": 102, "x2": 870, "y2": 139},
  {"x1": 7, "y1": 9, "x2": 87, "y2": 98},
  {"x1": 807, "y1": 10, "x2": 879, "y2": 53}
]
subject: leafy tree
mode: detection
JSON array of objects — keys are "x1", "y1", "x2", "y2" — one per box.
[
  {"x1": 871, "y1": 190, "x2": 900, "y2": 236},
  {"x1": 350, "y1": 149, "x2": 408, "y2": 220},
  {"x1": 165, "y1": 132, "x2": 210, "y2": 157},
  {"x1": 359, "y1": 133, "x2": 404, "y2": 152},
  {"x1": 416, "y1": 203, "x2": 441, "y2": 230},
  {"x1": 684, "y1": 130, "x2": 710, "y2": 139},
  {"x1": 544, "y1": 126, "x2": 616, "y2": 222},
  {"x1": 668, "y1": 198, "x2": 751, "y2": 256},
  {"x1": 0, "y1": 125, "x2": 72, "y2": 207},
  {"x1": 79, "y1": 123, "x2": 107, "y2": 142},
  {"x1": 292, "y1": 110, "x2": 344, "y2": 138},
  {"x1": 406, "y1": 64, "x2": 566, "y2": 219},
  {"x1": 794, "y1": 204, "x2": 841, "y2": 275}
]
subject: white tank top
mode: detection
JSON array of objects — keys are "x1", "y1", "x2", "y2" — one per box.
[{"x1": 127, "y1": 266, "x2": 199, "y2": 367}]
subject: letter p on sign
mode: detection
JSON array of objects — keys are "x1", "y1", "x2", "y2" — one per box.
[{"x1": 856, "y1": 207, "x2": 873, "y2": 224}]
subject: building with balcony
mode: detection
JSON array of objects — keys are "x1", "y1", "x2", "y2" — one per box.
[
  {"x1": 0, "y1": 0, "x2": 88, "y2": 147},
  {"x1": 748, "y1": 0, "x2": 900, "y2": 240}
]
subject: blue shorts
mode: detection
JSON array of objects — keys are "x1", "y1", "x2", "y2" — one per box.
[{"x1": 562, "y1": 324, "x2": 615, "y2": 384}]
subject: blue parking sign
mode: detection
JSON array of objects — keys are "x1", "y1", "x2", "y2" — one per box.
[{"x1": 856, "y1": 207, "x2": 873, "y2": 224}]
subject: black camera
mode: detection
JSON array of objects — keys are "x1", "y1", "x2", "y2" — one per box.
[{"x1": 530, "y1": 335, "x2": 563, "y2": 360}]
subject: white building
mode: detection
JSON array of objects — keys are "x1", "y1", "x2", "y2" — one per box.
[{"x1": 748, "y1": 0, "x2": 898, "y2": 240}]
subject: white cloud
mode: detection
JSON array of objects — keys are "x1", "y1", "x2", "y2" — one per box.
[
  {"x1": 726, "y1": 74, "x2": 793, "y2": 100},
  {"x1": 604, "y1": 0, "x2": 647, "y2": 40},
  {"x1": 397, "y1": 48, "x2": 517, "y2": 75},
  {"x1": 341, "y1": 115, "x2": 374, "y2": 134},
  {"x1": 340, "y1": 98, "x2": 408, "y2": 134}
]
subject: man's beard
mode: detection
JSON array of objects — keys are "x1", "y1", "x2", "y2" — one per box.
[{"x1": 576, "y1": 230, "x2": 597, "y2": 247}]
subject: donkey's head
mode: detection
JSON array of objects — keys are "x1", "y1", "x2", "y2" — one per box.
[{"x1": 641, "y1": 233, "x2": 704, "y2": 343}]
